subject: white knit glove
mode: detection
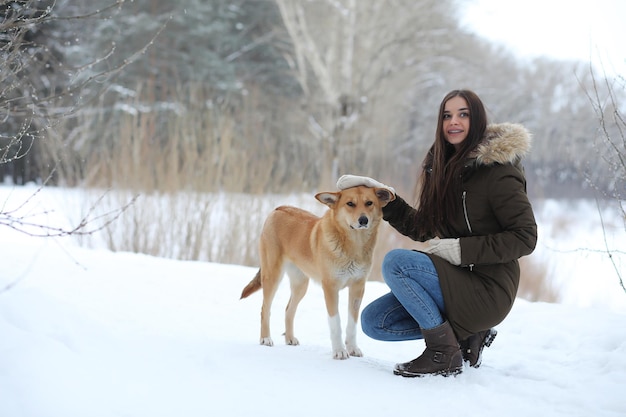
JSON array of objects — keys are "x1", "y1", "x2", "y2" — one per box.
[
  {"x1": 336, "y1": 175, "x2": 396, "y2": 195},
  {"x1": 422, "y1": 238, "x2": 462, "y2": 266}
]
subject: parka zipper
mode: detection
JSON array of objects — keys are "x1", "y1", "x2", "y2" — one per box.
[
  {"x1": 462, "y1": 190, "x2": 475, "y2": 271},
  {"x1": 462, "y1": 191, "x2": 472, "y2": 234}
]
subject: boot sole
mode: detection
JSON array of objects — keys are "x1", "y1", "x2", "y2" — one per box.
[
  {"x1": 471, "y1": 329, "x2": 497, "y2": 368},
  {"x1": 483, "y1": 328, "x2": 497, "y2": 348},
  {"x1": 393, "y1": 366, "x2": 463, "y2": 378}
]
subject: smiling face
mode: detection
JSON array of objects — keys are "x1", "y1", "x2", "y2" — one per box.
[{"x1": 442, "y1": 95, "x2": 471, "y2": 150}]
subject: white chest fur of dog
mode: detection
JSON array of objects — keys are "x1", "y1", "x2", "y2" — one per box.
[{"x1": 240, "y1": 185, "x2": 394, "y2": 359}]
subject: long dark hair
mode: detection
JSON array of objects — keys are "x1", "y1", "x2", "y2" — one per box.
[{"x1": 415, "y1": 90, "x2": 488, "y2": 237}]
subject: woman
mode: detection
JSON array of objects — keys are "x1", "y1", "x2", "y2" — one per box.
[{"x1": 337, "y1": 89, "x2": 537, "y2": 377}]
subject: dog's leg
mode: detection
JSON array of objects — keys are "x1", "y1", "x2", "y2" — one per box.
[
  {"x1": 322, "y1": 281, "x2": 349, "y2": 359},
  {"x1": 346, "y1": 279, "x2": 366, "y2": 357},
  {"x1": 260, "y1": 277, "x2": 277, "y2": 346},
  {"x1": 260, "y1": 261, "x2": 283, "y2": 347},
  {"x1": 284, "y1": 264, "x2": 309, "y2": 346}
]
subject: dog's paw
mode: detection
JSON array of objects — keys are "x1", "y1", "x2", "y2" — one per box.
[
  {"x1": 333, "y1": 348, "x2": 351, "y2": 360},
  {"x1": 347, "y1": 345, "x2": 363, "y2": 357},
  {"x1": 285, "y1": 336, "x2": 300, "y2": 346},
  {"x1": 260, "y1": 337, "x2": 274, "y2": 346}
]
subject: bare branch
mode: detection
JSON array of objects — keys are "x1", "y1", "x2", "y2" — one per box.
[
  {"x1": 1, "y1": 168, "x2": 139, "y2": 237},
  {"x1": 595, "y1": 197, "x2": 625, "y2": 292},
  {"x1": 581, "y1": 63, "x2": 626, "y2": 295}
]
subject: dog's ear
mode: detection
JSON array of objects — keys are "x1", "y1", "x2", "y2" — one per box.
[
  {"x1": 315, "y1": 191, "x2": 340, "y2": 207},
  {"x1": 375, "y1": 188, "x2": 396, "y2": 206}
]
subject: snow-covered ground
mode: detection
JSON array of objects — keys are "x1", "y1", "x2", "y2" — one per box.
[{"x1": 1, "y1": 185, "x2": 625, "y2": 417}]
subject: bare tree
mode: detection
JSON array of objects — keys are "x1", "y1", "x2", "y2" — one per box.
[
  {"x1": 584, "y1": 66, "x2": 626, "y2": 293},
  {"x1": 1, "y1": 1, "x2": 123, "y2": 181},
  {"x1": 275, "y1": 0, "x2": 459, "y2": 188},
  {"x1": 0, "y1": 0, "x2": 160, "y2": 237}
]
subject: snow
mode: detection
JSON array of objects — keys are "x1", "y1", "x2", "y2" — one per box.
[{"x1": 1, "y1": 185, "x2": 625, "y2": 417}]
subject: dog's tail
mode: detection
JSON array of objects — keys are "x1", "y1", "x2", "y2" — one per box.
[{"x1": 240, "y1": 269, "x2": 262, "y2": 299}]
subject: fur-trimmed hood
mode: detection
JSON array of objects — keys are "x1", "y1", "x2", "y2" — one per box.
[{"x1": 470, "y1": 123, "x2": 532, "y2": 166}]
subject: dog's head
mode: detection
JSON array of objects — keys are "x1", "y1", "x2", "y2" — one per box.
[{"x1": 315, "y1": 186, "x2": 395, "y2": 230}]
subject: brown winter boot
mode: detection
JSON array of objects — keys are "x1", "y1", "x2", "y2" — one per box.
[
  {"x1": 393, "y1": 321, "x2": 463, "y2": 377},
  {"x1": 459, "y1": 328, "x2": 497, "y2": 368}
]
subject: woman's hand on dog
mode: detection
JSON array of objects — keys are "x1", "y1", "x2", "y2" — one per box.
[{"x1": 336, "y1": 174, "x2": 396, "y2": 196}]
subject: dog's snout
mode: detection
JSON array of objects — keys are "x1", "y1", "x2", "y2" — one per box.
[{"x1": 358, "y1": 215, "x2": 369, "y2": 226}]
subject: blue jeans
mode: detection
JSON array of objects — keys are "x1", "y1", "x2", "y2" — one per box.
[{"x1": 361, "y1": 249, "x2": 446, "y2": 341}]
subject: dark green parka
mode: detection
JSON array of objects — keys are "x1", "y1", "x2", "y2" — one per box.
[{"x1": 383, "y1": 123, "x2": 538, "y2": 340}]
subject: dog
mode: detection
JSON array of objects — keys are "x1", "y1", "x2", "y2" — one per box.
[{"x1": 240, "y1": 185, "x2": 394, "y2": 359}]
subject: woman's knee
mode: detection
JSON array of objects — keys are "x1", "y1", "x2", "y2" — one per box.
[
  {"x1": 360, "y1": 303, "x2": 379, "y2": 339},
  {"x1": 381, "y1": 249, "x2": 410, "y2": 279}
]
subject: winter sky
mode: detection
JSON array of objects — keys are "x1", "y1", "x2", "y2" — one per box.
[{"x1": 462, "y1": 0, "x2": 626, "y2": 76}]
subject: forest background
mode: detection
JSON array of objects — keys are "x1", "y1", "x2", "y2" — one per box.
[{"x1": 1, "y1": 0, "x2": 624, "y2": 301}]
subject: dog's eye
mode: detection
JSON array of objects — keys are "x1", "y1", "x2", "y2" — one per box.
[
  {"x1": 365, "y1": 201, "x2": 373, "y2": 207},
  {"x1": 347, "y1": 202, "x2": 356, "y2": 207}
]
